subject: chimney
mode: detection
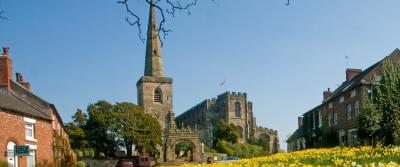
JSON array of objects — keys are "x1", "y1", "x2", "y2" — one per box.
[
  {"x1": 298, "y1": 116, "x2": 303, "y2": 128},
  {"x1": 16, "y1": 73, "x2": 31, "y2": 90},
  {"x1": 323, "y1": 88, "x2": 332, "y2": 102},
  {"x1": 0, "y1": 47, "x2": 12, "y2": 89},
  {"x1": 346, "y1": 68, "x2": 362, "y2": 81}
]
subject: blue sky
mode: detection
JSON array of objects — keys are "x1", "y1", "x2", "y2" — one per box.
[{"x1": 1, "y1": 0, "x2": 400, "y2": 150}]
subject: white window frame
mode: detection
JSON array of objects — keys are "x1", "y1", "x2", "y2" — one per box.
[
  {"x1": 340, "y1": 96, "x2": 344, "y2": 103},
  {"x1": 312, "y1": 113, "x2": 315, "y2": 129},
  {"x1": 318, "y1": 111, "x2": 322, "y2": 128},
  {"x1": 24, "y1": 117, "x2": 37, "y2": 142},
  {"x1": 347, "y1": 104, "x2": 352, "y2": 120},
  {"x1": 328, "y1": 102, "x2": 333, "y2": 109},
  {"x1": 355, "y1": 100, "x2": 360, "y2": 116},
  {"x1": 333, "y1": 111, "x2": 338, "y2": 125},
  {"x1": 351, "y1": 89, "x2": 356, "y2": 97},
  {"x1": 328, "y1": 112, "x2": 332, "y2": 127},
  {"x1": 25, "y1": 123, "x2": 36, "y2": 142}
]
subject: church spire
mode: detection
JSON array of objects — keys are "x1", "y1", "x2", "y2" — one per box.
[{"x1": 144, "y1": 0, "x2": 164, "y2": 77}]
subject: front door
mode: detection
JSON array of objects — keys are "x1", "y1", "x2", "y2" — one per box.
[{"x1": 7, "y1": 141, "x2": 18, "y2": 167}]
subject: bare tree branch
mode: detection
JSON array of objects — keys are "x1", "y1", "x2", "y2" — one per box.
[
  {"x1": 118, "y1": 0, "x2": 198, "y2": 46},
  {"x1": 286, "y1": 0, "x2": 291, "y2": 6},
  {"x1": 119, "y1": 0, "x2": 290, "y2": 44},
  {"x1": 0, "y1": 10, "x2": 7, "y2": 20}
]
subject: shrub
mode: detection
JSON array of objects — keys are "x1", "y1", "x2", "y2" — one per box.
[
  {"x1": 75, "y1": 161, "x2": 86, "y2": 167},
  {"x1": 0, "y1": 160, "x2": 8, "y2": 167}
]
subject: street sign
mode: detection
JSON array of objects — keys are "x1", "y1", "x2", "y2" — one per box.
[{"x1": 14, "y1": 146, "x2": 29, "y2": 156}]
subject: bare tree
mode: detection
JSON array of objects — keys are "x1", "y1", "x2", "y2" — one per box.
[
  {"x1": 118, "y1": 0, "x2": 201, "y2": 45},
  {"x1": 118, "y1": 0, "x2": 291, "y2": 44},
  {"x1": 0, "y1": 10, "x2": 7, "y2": 20}
]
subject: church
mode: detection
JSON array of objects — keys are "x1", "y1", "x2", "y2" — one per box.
[{"x1": 135, "y1": 2, "x2": 279, "y2": 162}]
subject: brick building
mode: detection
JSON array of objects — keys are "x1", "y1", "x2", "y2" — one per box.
[
  {"x1": 0, "y1": 47, "x2": 67, "y2": 167},
  {"x1": 287, "y1": 49, "x2": 400, "y2": 152},
  {"x1": 175, "y1": 92, "x2": 280, "y2": 153}
]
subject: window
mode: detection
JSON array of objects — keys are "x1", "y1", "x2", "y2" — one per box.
[
  {"x1": 340, "y1": 96, "x2": 344, "y2": 103},
  {"x1": 374, "y1": 75, "x2": 382, "y2": 82},
  {"x1": 235, "y1": 102, "x2": 241, "y2": 118},
  {"x1": 329, "y1": 102, "x2": 333, "y2": 109},
  {"x1": 318, "y1": 111, "x2": 322, "y2": 128},
  {"x1": 154, "y1": 89, "x2": 162, "y2": 103},
  {"x1": 27, "y1": 150, "x2": 36, "y2": 167},
  {"x1": 333, "y1": 111, "x2": 338, "y2": 125},
  {"x1": 328, "y1": 112, "x2": 332, "y2": 127},
  {"x1": 25, "y1": 123, "x2": 34, "y2": 140},
  {"x1": 312, "y1": 113, "x2": 316, "y2": 129},
  {"x1": 347, "y1": 104, "x2": 352, "y2": 120},
  {"x1": 355, "y1": 100, "x2": 360, "y2": 116},
  {"x1": 351, "y1": 89, "x2": 356, "y2": 97},
  {"x1": 348, "y1": 129, "x2": 358, "y2": 146}
]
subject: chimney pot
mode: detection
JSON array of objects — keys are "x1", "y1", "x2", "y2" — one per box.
[
  {"x1": 298, "y1": 117, "x2": 303, "y2": 128},
  {"x1": 2, "y1": 47, "x2": 9, "y2": 55},
  {"x1": 323, "y1": 88, "x2": 332, "y2": 102}
]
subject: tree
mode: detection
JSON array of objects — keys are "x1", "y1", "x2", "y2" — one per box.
[
  {"x1": 358, "y1": 98, "x2": 382, "y2": 146},
  {"x1": 85, "y1": 100, "x2": 117, "y2": 158},
  {"x1": 215, "y1": 140, "x2": 234, "y2": 156},
  {"x1": 53, "y1": 132, "x2": 77, "y2": 167},
  {"x1": 113, "y1": 102, "x2": 162, "y2": 156},
  {"x1": 358, "y1": 59, "x2": 400, "y2": 145},
  {"x1": 0, "y1": 10, "x2": 6, "y2": 20},
  {"x1": 118, "y1": 0, "x2": 292, "y2": 43},
  {"x1": 118, "y1": 0, "x2": 206, "y2": 44},
  {"x1": 65, "y1": 109, "x2": 89, "y2": 157},
  {"x1": 213, "y1": 120, "x2": 239, "y2": 147},
  {"x1": 375, "y1": 59, "x2": 400, "y2": 145}
]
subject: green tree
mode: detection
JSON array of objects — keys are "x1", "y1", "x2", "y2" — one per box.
[
  {"x1": 215, "y1": 140, "x2": 234, "y2": 156},
  {"x1": 376, "y1": 59, "x2": 400, "y2": 145},
  {"x1": 213, "y1": 120, "x2": 239, "y2": 147},
  {"x1": 53, "y1": 132, "x2": 77, "y2": 167},
  {"x1": 358, "y1": 98, "x2": 383, "y2": 146},
  {"x1": 359, "y1": 59, "x2": 400, "y2": 145},
  {"x1": 65, "y1": 109, "x2": 89, "y2": 157},
  {"x1": 85, "y1": 100, "x2": 117, "y2": 158},
  {"x1": 113, "y1": 102, "x2": 162, "y2": 156}
]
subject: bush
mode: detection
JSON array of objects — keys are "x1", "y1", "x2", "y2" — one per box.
[
  {"x1": 0, "y1": 160, "x2": 8, "y2": 167},
  {"x1": 36, "y1": 160, "x2": 54, "y2": 167},
  {"x1": 75, "y1": 161, "x2": 86, "y2": 167},
  {"x1": 215, "y1": 140, "x2": 234, "y2": 156}
]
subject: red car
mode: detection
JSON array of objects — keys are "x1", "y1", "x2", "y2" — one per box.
[{"x1": 116, "y1": 156, "x2": 152, "y2": 167}]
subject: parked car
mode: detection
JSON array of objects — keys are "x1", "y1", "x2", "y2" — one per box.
[
  {"x1": 116, "y1": 155, "x2": 153, "y2": 167},
  {"x1": 217, "y1": 156, "x2": 240, "y2": 163}
]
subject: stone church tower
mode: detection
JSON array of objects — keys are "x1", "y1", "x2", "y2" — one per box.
[
  {"x1": 136, "y1": 1, "x2": 174, "y2": 134},
  {"x1": 136, "y1": 1, "x2": 201, "y2": 162}
]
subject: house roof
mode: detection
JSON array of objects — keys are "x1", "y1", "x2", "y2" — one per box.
[
  {"x1": 305, "y1": 48, "x2": 400, "y2": 115},
  {"x1": 0, "y1": 81, "x2": 52, "y2": 120},
  {"x1": 287, "y1": 127, "x2": 303, "y2": 142},
  {"x1": 288, "y1": 48, "x2": 400, "y2": 142}
]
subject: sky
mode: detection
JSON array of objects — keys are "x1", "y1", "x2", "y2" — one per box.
[{"x1": 1, "y1": 0, "x2": 400, "y2": 151}]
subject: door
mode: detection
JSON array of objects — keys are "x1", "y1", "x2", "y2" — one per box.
[
  {"x1": 27, "y1": 150, "x2": 35, "y2": 167},
  {"x1": 7, "y1": 141, "x2": 18, "y2": 167}
]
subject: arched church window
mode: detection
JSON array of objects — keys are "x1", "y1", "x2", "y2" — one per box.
[
  {"x1": 235, "y1": 102, "x2": 241, "y2": 117},
  {"x1": 154, "y1": 88, "x2": 162, "y2": 103}
]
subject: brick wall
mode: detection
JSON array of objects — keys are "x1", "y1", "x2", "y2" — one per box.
[{"x1": 0, "y1": 109, "x2": 54, "y2": 166}]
